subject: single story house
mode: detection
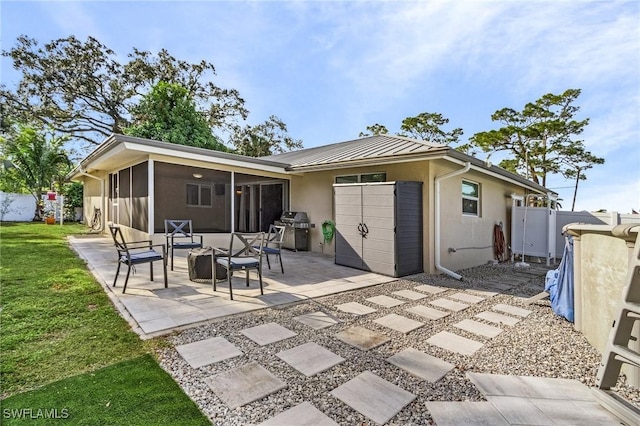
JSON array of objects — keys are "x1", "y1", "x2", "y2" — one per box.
[{"x1": 69, "y1": 133, "x2": 554, "y2": 278}]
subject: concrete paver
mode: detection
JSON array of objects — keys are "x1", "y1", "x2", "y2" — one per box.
[
  {"x1": 413, "y1": 284, "x2": 447, "y2": 294},
  {"x1": 335, "y1": 302, "x2": 377, "y2": 315},
  {"x1": 258, "y1": 402, "x2": 339, "y2": 426},
  {"x1": 405, "y1": 305, "x2": 450, "y2": 320},
  {"x1": 204, "y1": 362, "x2": 286, "y2": 409},
  {"x1": 293, "y1": 311, "x2": 340, "y2": 330},
  {"x1": 277, "y1": 342, "x2": 344, "y2": 377},
  {"x1": 492, "y1": 303, "x2": 533, "y2": 317},
  {"x1": 449, "y1": 292, "x2": 484, "y2": 304},
  {"x1": 427, "y1": 331, "x2": 484, "y2": 356},
  {"x1": 454, "y1": 319, "x2": 503, "y2": 338},
  {"x1": 335, "y1": 326, "x2": 390, "y2": 351},
  {"x1": 241, "y1": 322, "x2": 297, "y2": 346},
  {"x1": 426, "y1": 401, "x2": 510, "y2": 426},
  {"x1": 330, "y1": 371, "x2": 416, "y2": 425},
  {"x1": 373, "y1": 314, "x2": 424, "y2": 334},
  {"x1": 429, "y1": 298, "x2": 470, "y2": 312},
  {"x1": 175, "y1": 336, "x2": 242, "y2": 368},
  {"x1": 392, "y1": 289, "x2": 428, "y2": 300},
  {"x1": 366, "y1": 295, "x2": 405, "y2": 307},
  {"x1": 387, "y1": 348, "x2": 454, "y2": 382}
]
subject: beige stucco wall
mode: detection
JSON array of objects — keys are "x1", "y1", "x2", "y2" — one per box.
[
  {"x1": 429, "y1": 161, "x2": 524, "y2": 272},
  {"x1": 78, "y1": 171, "x2": 107, "y2": 228}
]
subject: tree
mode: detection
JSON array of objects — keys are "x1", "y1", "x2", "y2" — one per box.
[
  {"x1": 1, "y1": 125, "x2": 70, "y2": 220},
  {"x1": 1, "y1": 35, "x2": 247, "y2": 147},
  {"x1": 398, "y1": 112, "x2": 463, "y2": 145},
  {"x1": 230, "y1": 115, "x2": 302, "y2": 157},
  {"x1": 468, "y1": 89, "x2": 602, "y2": 188},
  {"x1": 359, "y1": 123, "x2": 389, "y2": 137},
  {"x1": 125, "y1": 81, "x2": 228, "y2": 151},
  {"x1": 561, "y1": 145, "x2": 605, "y2": 211}
]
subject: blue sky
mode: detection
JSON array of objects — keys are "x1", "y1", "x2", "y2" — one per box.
[{"x1": 1, "y1": 1, "x2": 638, "y2": 213}]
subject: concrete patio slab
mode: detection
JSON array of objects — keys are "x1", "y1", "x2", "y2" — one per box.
[
  {"x1": 405, "y1": 305, "x2": 450, "y2": 320},
  {"x1": 366, "y1": 295, "x2": 405, "y2": 307},
  {"x1": 335, "y1": 326, "x2": 390, "y2": 351},
  {"x1": 392, "y1": 289, "x2": 428, "y2": 300},
  {"x1": 387, "y1": 348, "x2": 454, "y2": 382},
  {"x1": 335, "y1": 302, "x2": 377, "y2": 315},
  {"x1": 528, "y1": 398, "x2": 622, "y2": 425},
  {"x1": 426, "y1": 401, "x2": 510, "y2": 426},
  {"x1": 240, "y1": 322, "x2": 297, "y2": 346},
  {"x1": 330, "y1": 371, "x2": 416, "y2": 425},
  {"x1": 293, "y1": 311, "x2": 340, "y2": 330},
  {"x1": 204, "y1": 362, "x2": 286, "y2": 409},
  {"x1": 449, "y1": 292, "x2": 484, "y2": 304},
  {"x1": 258, "y1": 401, "x2": 339, "y2": 426},
  {"x1": 467, "y1": 372, "x2": 594, "y2": 401},
  {"x1": 175, "y1": 336, "x2": 242, "y2": 368},
  {"x1": 373, "y1": 313, "x2": 424, "y2": 334},
  {"x1": 475, "y1": 311, "x2": 520, "y2": 326},
  {"x1": 454, "y1": 319, "x2": 503, "y2": 338},
  {"x1": 413, "y1": 284, "x2": 447, "y2": 294},
  {"x1": 426, "y1": 331, "x2": 484, "y2": 356},
  {"x1": 277, "y1": 342, "x2": 344, "y2": 377},
  {"x1": 492, "y1": 303, "x2": 533, "y2": 317},
  {"x1": 429, "y1": 298, "x2": 470, "y2": 312},
  {"x1": 485, "y1": 396, "x2": 555, "y2": 425}
]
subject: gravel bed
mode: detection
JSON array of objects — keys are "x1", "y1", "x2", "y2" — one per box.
[{"x1": 157, "y1": 263, "x2": 639, "y2": 425}]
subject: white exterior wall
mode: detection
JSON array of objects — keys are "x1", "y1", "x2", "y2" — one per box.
[{"x1": 0, "y1": 192, "x2": 36, "y2": 221}]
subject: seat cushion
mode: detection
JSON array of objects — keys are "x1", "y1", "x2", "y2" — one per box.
[
  {"x1": 260, "y1": 246, "x2": 280, "y2": 255},
  {"x1": 172, "y1": 242, "x2": 202, "y2": 249},
  {"x1": 217, "y1": 257, "x2": 259, "y2": 269},
  {"x1": 122, "y1": 250, "x2": 163, "y2": 264}
]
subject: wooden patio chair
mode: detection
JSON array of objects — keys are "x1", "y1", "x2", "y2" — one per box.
[
  {"x1": 214, "y1": 232, "x2": 265, "y2": 300},
  {"x1": 109, "y1": 225, "x2": 168, "y2": 293},
  {"x1": 164, "y1": 219, "x2": 203, "y2": 271}
]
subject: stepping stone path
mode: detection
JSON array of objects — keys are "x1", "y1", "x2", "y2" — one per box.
[
  {"x1": 175, "y1": 336, "x2": 242, "y2": 368},
  {"x1": 467, "y1": 288, "x2": 499, "y2": 297},
  {"x1": 426, "y1": 401, "x2": 510, "y2": 426},
  {"x1": 449, "y1": 292, "x2": 484, "y2": 304},
  {"x1": 374, "y1": 313, "x2": 424, "y2": 334},
  {"x1": 277, "y1": 342, "x2": 344, "y2": 377},
  {"x1": 294, "y1": 311, "x2": 340, "y2": 330},
  {"x1": 427, "y1": 331, "x2": 484, "y2": 356},
  {"x1": 258, "y1": 402, "x2": 338, "y2": 426},
  {"x1": 475, "y1": 310, "x2": 520, "y2": 326},
  {"x1": 330, "y1": 371, "x2": 416, "y2": 425},
  {"x1": 405, "y1": 305, "x2": 450, "y2": 320},
  {"x1": 413, "y1": 284, "x2": 447, "y2": 294},
  {"x1": 392, "y1": 289, "x2": 428, "y2": 300},
  {"x1": 366, "y1": 295, "x2": 405, "y2": 307},
  {"x1": 429, "y1": 298, "x2": 470, "y2": 312},
  {"x1": 454, "y1": 319, "x2": 503, "y2": 338},
  {"x1": 336, "y1": 326, "x2": 390, "y2": 350},
  {"x1": 335, "y1": 301, "x2": 377, "y2": 315},
  {"x1": 241, "y1": 322, "x2": 297, "y2": 346},
  {"x1": 205, "y1": 362, "x2": 286, "y2": 409},
  {"x1": 387, "y1": 348, "x2": 454, "y2": 382}
]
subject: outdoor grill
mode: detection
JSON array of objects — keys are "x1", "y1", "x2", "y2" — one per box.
[{"x1": 275, "y1": 211, "x2": 313, "y2": 251}]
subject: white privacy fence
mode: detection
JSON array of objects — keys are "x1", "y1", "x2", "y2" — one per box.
[{"x1": 0, "y1": 192, "x2": 36, "y2": 221}]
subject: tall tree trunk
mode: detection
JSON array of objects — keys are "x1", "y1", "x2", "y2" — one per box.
[{"x1": 571, "y1": 169, "x2": 581, "y2": 211}]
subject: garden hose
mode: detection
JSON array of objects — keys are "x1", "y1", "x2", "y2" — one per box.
[{"x1": 321, "y1": 220, "x2": 335, "y2": 243}]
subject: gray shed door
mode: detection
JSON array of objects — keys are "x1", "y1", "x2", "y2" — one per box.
[
  {"x1": 335, "y1": 185, "x2": 364, "y2": 270},
  {"x1": 361, "y1": 184, "x2": 396, "y2": 276}
]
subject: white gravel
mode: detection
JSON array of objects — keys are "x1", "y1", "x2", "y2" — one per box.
[{"x1": 157, "y1": 263, "x2": 640, "y2": 425}]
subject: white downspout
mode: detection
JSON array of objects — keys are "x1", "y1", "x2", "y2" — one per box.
[
  {"x1": 434, "y1": 162, "x2": 471, "y2": 281},
  {"x1": 79, "y1": 171, "x2": 105, "y2": 232}
]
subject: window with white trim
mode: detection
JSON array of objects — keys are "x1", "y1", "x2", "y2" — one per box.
[
  {"x1": 462, "y1": 180, "x2": 480, "y2": 216},
  {"x1": 335, "y1": 172, "x2": 386, "y2": 184},
  {"x1": 186, "y1": 183, "x2": 212, "y2": 207}
]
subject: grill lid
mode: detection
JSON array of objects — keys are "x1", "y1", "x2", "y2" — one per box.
[{"x1": 279, "y1": 211, "x2": 309, "y2": 223}]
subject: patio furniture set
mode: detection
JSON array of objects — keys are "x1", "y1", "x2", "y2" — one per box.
[{"x1": 109, "y1": 220, "x2": 285, "y2": 299}]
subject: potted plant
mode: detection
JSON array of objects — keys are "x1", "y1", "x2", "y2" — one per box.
[{"x1": 44, "y1": 209, "x2": 55, "y2": 225}]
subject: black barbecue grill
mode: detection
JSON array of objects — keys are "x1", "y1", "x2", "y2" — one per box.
[{"x1": 275, "y1": 211, "x2": 313, "y2": 251}]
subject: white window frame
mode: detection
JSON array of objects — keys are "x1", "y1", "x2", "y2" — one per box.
[
  {"x1": 186, "y1": 183, "x2": 213, "y2": 207},
  {"x1": 462, "y1": 179, "x2": 480, "y2": 217}
]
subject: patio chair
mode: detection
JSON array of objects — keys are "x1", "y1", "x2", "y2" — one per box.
[
  {"x1": 214, "y1": 232, "x2": 265, "y2": 300},
  {"x1": 109, "y1": 225, "x2": 167, "y2": 294},
  {"x1": 260, "y1": 224, "x2": 285, "y2": 273},
  {"x1": 164, "y1": 219, "x2": 203, "y2": 271}
]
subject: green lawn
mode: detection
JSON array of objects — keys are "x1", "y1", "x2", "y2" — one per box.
[{"x1": 0, "y1": 222, "x2": 209, "y2": 424}]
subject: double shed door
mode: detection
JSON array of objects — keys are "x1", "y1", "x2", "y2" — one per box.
[{"x1": 334, "y1": 183, "x2": 396, "y2": 276}]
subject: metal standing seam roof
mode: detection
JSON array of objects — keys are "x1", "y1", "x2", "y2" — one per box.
[{"x1": 264, "y1": 135, "x2": 448, "y2": 167}]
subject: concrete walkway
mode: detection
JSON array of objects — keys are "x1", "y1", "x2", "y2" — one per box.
[{"x1": 69, "y1": 235, "x2": 392, "y2": 338}]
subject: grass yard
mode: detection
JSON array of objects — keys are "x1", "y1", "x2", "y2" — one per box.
[{"x1": 0, "y1": 222, "x2": 209, "y2": 424}]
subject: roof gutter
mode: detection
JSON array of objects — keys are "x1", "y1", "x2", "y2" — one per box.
[{"x1": 434, "y1": 162, "x2": 471, "y2": 281}]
